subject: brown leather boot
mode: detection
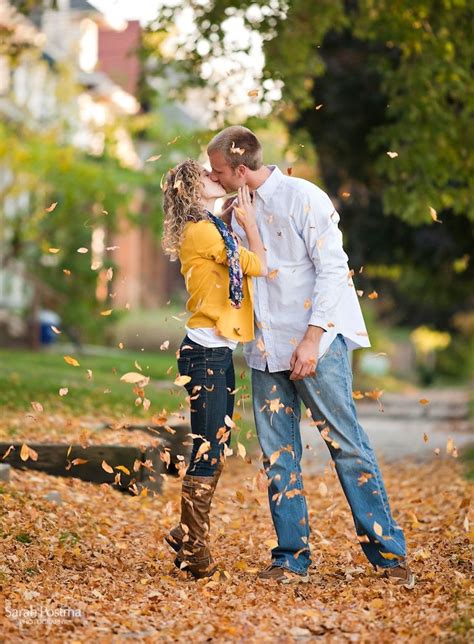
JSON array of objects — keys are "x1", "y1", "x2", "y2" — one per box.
[
  {"x1": 165, "y1": 461, "x2": 223, "y2": 556},
  {"x1": 173, "y1": 472, "x2": 221, "y2": 579}
]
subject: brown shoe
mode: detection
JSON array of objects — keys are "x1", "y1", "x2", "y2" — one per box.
[
  {"x1": 258, "y1": 565, "x2": 310, "y2": 585},
  {"x1": 382, "y1": 562, "x2": 416, "y2": 589},
  {"x1": 174, "y1": 470, "x2": 222, "y2": 579},
  {"x1": 166, "y1": 462, "x2": 223, "y2": 556}
]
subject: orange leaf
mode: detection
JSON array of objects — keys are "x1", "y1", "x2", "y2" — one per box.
[{"x1": 64, "y1": 355, "x2": 80, "y2": 367}]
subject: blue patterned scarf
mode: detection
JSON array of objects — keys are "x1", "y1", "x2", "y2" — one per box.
[{"x1": 205, "y1": 210, "x2": 244, "y2": 308}]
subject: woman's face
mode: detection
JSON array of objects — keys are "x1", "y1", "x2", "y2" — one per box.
[{"x1": 200, "y1": 167, "x2": 227, "y2": 200}]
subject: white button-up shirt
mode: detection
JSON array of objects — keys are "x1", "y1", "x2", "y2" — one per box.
[{"x1": 231, "y1": 165, "x2": 370, "y2": 373}]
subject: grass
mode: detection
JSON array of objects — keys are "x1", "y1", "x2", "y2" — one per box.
[
  {"x1": 0, "y1": 347, "x2": 184, "y2": 414},
  {"x1": 461, "y1": 445, "x2": 474, "y2": 481},
  {"x1": 0, "y1": 346, "x2": 257, "y2": 450}
]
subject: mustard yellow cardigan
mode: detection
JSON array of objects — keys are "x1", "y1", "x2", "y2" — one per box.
[{"x1": 179, "y1": 220, "x2": 262, "y2": 342}]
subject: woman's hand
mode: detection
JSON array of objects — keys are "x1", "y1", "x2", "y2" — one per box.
[{"x1": 234, "y1": 185, "x2": 257, "y2": 231}]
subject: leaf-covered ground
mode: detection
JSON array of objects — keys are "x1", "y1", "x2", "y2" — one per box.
[{"x1": 1, "y1": 444, "x2": 472, "y2": 642}]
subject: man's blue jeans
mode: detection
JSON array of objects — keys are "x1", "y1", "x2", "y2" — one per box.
[{"x1": 252, "y1": 334, "x2": 407, "y2": 574}]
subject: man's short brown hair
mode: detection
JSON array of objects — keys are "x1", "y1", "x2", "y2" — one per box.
[{"x1": 207, "y1": 125, "x2": 263, "y2": 170}]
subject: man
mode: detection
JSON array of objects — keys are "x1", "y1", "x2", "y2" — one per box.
[{"x1": 207, "y1": 125, "x2": 414, "y2": 588}]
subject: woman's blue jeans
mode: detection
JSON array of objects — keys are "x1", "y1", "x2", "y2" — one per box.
[
  {"x1": 252, "y1": 334, "x2": 407, "y2": 574},
  {"x1": 177, "y1": 336, "x2": 235, "y2": 477}
]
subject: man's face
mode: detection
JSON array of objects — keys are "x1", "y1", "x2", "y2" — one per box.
[{"x1": 208, "y1": 149, "x2": 246, "y2": 192}]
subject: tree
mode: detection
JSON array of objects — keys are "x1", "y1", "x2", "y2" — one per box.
[{"x1": 146, "y1": 0, "x2": 473, "y2": 330}]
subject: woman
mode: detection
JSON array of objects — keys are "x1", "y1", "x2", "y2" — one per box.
[{"x1": 161, "y1": 159, "x2": 267, "y2": 578}]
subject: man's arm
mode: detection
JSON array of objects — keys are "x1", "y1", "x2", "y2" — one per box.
[{"x1": 289, "y1": 189, "x2": 350, "y2": 380}]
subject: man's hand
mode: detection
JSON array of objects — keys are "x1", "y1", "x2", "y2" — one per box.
[{"x1": 289, "y1": 326, "x2": 325, "y2": 380}]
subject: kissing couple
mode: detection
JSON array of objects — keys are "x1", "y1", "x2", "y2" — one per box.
[{"x1": 161, "y1": 125, "x2": 414, "y2": 589}]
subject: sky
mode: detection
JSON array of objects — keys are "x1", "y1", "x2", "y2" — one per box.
[{"x1": 89, "y1": 0, "x2": 163, "y2": 24}]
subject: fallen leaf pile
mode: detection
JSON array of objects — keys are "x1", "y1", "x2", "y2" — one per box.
[{"x1": 0, "y1": 442, "x2": 472, "y2": 640}]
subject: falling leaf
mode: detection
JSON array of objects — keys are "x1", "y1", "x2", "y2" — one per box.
[
  {"x1": 100, "y1": 309, "x2": 113, "y2": 316},
  {"x1": 304, "y1": 299, "x2": 312, "y2": 309},
  {"x1": 51, "y1": 326, "x2": 61, "y2": 334},
  {"x1": 45, "y1": 202, "x2": 58, "y2": 212},
  {"x1": 287, "y1": 167, "x2": 293, "y2": 176},
  {"x1": 269, "y1": 450, "x2": 281, "y2": 466},
  {"x1": 115, "y1": 465, "x2": 130, "y2": 475},
  {"x1": 48, "y1": 248, "x2": 60, "y2": 254},
  {"x1": 429, "y1": 206, "x2": 442, "y2": 223},
  {"x1": 86, "y1": 369, "x2": 93, "y2": 380},
  {"x1": 247, "y1": 89, "x2": 259, "y2": 97},
  {"x1": 102, "y1": 460, "x2": 114, "y2": 474},
  {"x1": 167, "y1": 136, "x2": 180, "y2": 145},
  {"x1": 230, "y1": 141, "x2": 245, "y2": 155},
  {"x1": 315, "y1": 104, "x2": 323, "y2": 110},
  {"x1": 373, "y1": 521, "x2": 383, "y2": 537},
  {"x1": 63, "y1": 269, "x2": 71, "y2": 276},
  {"x1": 64, "y1": 356, "x2": 80, "y2": 367},
  {"x1": 31, "y1": 401, "x2": 43, "y2": 413},
  {"x1": 106, "y1": 267, "x2": 113, "y2": 281},
  {"x1": 118, "y1": 342, "x2": 124, "y2": 349},
  {"x1": 174, "y1": 374, "x2": 191, "y2": 387},
  {"x1": 121, "y1": 372, "x2": 150, "y2": 386},
  {"x1": 419, "y1": 398, "x2": 430, "y2": 405},
  {"x1": 224, "y1": 415, "x2": 236, "y2": 428},
  {"x1": 268, "y1": 269, "x2": 279, "y2": 280},
  {"x1": 59, "y1": 388, "x2": 68, "y2": 397},
  {"x1": 160, "y1": 340, "x2": 170, "y2": 351},
  {"x1": 71, "y1": 458, "x2": 88, "y2": 466},
  {"x1": 145, "y1": 154, "x2": 162, "y2": 163},
  {"x1": 77, "y1": 247, "x2": 88, "y2": 254},
  {"x1": 356, "y1": 290, "x2": 364, "y2": 297},
  {"x1": 237, "y1": 442, "x2": 246, "y2": 459},
  {"x1": 318, "y1": 482, "x2": 328, "y2": 497},
  {"x1": 386, "y1": 151, "x2": 398, "y2": 158},
  {"x1": 423, "y1": 432, "x2": 429, "y2": 443},
  {"x1": 264, "y1": 538, "x2": 278, "y2": 549},
  {"x1": 446, "y1": 437, "x2": 455, "y2": 455},
  {"x1": 368, "y1": 291, "x2": 378, "y2": 300},
  {"x1": 20, "y1": 443, "x2": 37, "y2": 462},
  {"x1": 352, "y1": 391, "x2": 365, "y2": 400}
]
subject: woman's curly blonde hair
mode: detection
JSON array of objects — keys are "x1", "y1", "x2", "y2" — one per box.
[{"x1": 162, "y1": 159, "x2": 207, "y2": 260}]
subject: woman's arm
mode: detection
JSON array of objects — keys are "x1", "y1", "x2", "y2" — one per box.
[{"x1": 234, "y1": 186, "x2": 268, "y2": 276}]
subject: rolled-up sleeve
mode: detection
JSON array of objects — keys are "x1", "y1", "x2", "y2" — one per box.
[{"x1": 295, "y1": 189, "x2": 351, "y2": 331}]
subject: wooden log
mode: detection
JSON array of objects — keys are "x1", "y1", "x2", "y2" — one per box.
[{"x1": 0, "y1": 443, "x2": 163, "y2": 493}]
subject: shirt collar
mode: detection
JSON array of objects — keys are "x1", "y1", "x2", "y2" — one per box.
[{"x1": 255, "y1": 165, "x2": 283, "y2": 204}]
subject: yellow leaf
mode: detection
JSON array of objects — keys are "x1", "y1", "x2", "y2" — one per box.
[
  {"x1": 100, "y1": 309, "x2": 113, "y2": 316},
  {"x1": 368, "y1": 290, "x2": 378, "y2": 300},
  {"x1": 268, "y1": 269, "x2": 279, "y2": 280},
  {"x1": 373, "y1": 521, "x2": 383, "y2": 537},
  {"x1": 64, "y1": 355, "x2": 80, "y2": 367},
  {"x1": 318, "y1": 482, "x2": 328, "y2": 497},
  {"x1": 71, "y1": 458, "x2": 88, "y2": 466},
  {"x1": 247, "y1": 89, "x2": 259, "y2": 97},
  {"x1": 45, "y1": 202, "x2": 58, "y2": 212},
  {"x1": 115, "y1": 465, "x2": 130, "y2": 475},
  {"x1": 264, "y1": 539, "x2": 278, "y2": 549},
  {"x1": 269, "y1": 450, "x2": 281, "y2": 466},
  {"x1": 101, "y1": 460, "x2": 114, "y2": 474},
  {"x1": 48, "y1": 248, "x2": 60, "y2": 254},
  {"x1": 20, "y1": 443, "x2": 30, "y2": 461},
  {"x1": 145, "y1": 154, "x2": 162, "y2": 163},
  {"x1": 419, "y1": 398, "x2": 430, "y2": 405},
  {"x1": 352, "y1": 391, "x2": 365, "y2": 400},
  {"x1": 237, "y1": 442, "x2": 246, "y2": 459},
  {"x1": 386, "y1": 151, "x2": 398, "y2": 158},
  {"x1": 370, "y1": 598, "x2": 384, "y2": 609},
  {"x1": 429, "y1": 206, "x2": 442, "y2": 223},
  {"x1": 59, "y1": 387, "x2": 68, "y2": 397},
  {"x1": 303, "y1": 299, "x2": 312, "y2": 309},
  {"x1": 174, "y1": 374, "x2": 191, "y2": 386},
  {"x1": 121, "y1": 372, "x2": 150, "y2": 386},
  {"x1": 379, "y1": 551, "x2": 404, "y2": 561}
]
